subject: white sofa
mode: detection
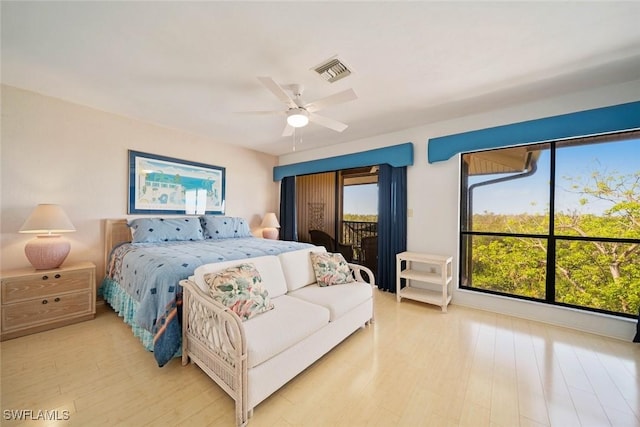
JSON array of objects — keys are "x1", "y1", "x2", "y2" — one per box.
[{"x1": 179, "y1": 246, "x2": 375, "y2": 426}]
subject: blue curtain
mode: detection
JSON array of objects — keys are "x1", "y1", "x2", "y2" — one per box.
[
  {"x1": 279, "y1": 176, "x2": 297, "y2": 241},
  {"x1": 377, "y1": 164, "x2": 407, "y2": 292}
]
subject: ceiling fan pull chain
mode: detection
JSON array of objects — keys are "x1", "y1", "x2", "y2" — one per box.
[{"x1": 292, "y1": 127, "x2": 304, "y2": 152}]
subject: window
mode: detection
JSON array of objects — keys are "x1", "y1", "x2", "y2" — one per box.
[{"x1": 460, "y1": 132, "x2": 640, "y2": 317}]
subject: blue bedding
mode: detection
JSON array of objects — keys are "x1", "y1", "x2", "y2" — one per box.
[{"x1": 101, "y1": 237, "x2": 313, "y2": 366}]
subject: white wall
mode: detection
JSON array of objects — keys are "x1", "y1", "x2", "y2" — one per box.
[
  {"x1": 279, "y1": 79, "x2": 640, "y2": 341},
  {"x1": 1, "y1": 85, "x2": 280, "y2": 277}
]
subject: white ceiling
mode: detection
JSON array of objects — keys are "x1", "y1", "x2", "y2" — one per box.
[{"x1": 2, "y1": 1, "x2": 640, "y2": 156}]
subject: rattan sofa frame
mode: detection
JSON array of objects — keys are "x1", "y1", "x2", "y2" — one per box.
[{"x1": 180, "y1": 262, "x2": 374, "y2": 426}]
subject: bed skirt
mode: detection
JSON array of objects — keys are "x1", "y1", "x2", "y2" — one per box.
[{"x1": 99, "y1": 277, "x2": 181, "y2": 358}]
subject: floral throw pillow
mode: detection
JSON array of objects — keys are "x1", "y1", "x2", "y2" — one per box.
[
  {"x1": 310, "y1": 252, "x2": 355, "y2": 287},
  {"x1": 203, "y1": 263, "x2": 274, "y2": 321}
]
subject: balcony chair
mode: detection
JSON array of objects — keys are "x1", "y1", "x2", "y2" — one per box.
[{"x1": 308, "y1": 229, "x2": 354, "y2": 262}]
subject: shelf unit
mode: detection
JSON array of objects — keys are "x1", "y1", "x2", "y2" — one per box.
[{"x1": 396, "y1": 251, "x2": 453, "y2": 312}]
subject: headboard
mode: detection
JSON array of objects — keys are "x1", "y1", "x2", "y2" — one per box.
[{"x1": 104, "y1": 219, "x2": 132, "y2": 271}]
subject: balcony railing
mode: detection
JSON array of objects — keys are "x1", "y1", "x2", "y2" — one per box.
[{"x1": 342, "y1": 220, "x2": 377, "y2": 262}]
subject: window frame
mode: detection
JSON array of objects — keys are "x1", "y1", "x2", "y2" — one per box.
[{"x1": 459, "y1": 132, "x2": 640, "y2": 319}]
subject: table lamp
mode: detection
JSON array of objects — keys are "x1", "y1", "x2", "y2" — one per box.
[
  {"x1": 19, "y1": 204, "x2": 76, "y2": 269},
  {"x1": 261, "y1": 212, "x2": 280, "y2": 240}
]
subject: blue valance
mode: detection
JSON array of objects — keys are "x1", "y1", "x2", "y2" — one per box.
[
  {"x1": 273, "y1": 142, "x2": 414, "y2": 181},
  {"x1": 427, "y1": 101, "x2": 640, "y2": 163}
]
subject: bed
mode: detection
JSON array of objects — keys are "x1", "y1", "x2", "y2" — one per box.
[{"x1": 100, "y1": 217, "x2": 313, "y2": 367}]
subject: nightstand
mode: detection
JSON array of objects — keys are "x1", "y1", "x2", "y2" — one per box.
[{"x1": 1, "y1": 261, "x2": 96, "y2": 341}]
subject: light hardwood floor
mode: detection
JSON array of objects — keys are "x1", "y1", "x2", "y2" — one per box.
[{"x1": 2, "y1": 291, "x2": 639, "y2": 426}]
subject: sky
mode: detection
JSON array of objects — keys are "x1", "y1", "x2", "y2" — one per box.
[
  {"x1": 469, "y1": 138, "x2": 640, "y2": 215},
  {"x1": 343, "y1": 183, "x2": 378, "y2": 215}
]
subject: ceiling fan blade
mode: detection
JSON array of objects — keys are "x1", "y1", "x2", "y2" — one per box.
[
  {"x1": 257, "y1": 76, "x2": 298, "y2": 109},
  {"x1": 309, "y1": 113, "x2": 348, "y2": 132},
  {"x1": 282, "y1": 124, "x2": 294, "y2": 137},
  {"x1": 305, "y1": 88, "x2": 357, "y2": 113}
]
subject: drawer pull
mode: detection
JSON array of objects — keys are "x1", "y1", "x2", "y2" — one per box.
[
  {"x1": 42, "y1": 299, "x2": 48, "y2": 304},
  {"x1": 54, "y1": 297, "x2": 61, "y2": 302},
  {"x1": 54, "y1": 274, "x2": 61, "y2": 279},
  {"x1": 42, "y1": 275, "x2": 49, "y2": 280}
]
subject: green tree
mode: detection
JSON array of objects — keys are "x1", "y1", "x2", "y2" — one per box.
[
  {"x1": 343, "y1": 213, "x2": 377, "y2": 222},
  {"x1": 469, "y1": 170, "x2": 640, "y2": 315}
]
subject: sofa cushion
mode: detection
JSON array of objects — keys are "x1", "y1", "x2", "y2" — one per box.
[
  {"x1": 309, "y1": 252, "x2": 355, "y2": 287},
  {"x1": 243, "y1": 295, "x2": 330, "y2": 368},
  {"x1": 203, "y1": 263, "x2": 274, "y2": 321},
  {"x1": 279, "y1": 246, "x2": 326, "y2": 292},
  {"x1": 288, "y1": 282, "x2": 372, "y2": 322},
  {"x1": 193, "y1": 255, "x2": 288, "y2": 298}
]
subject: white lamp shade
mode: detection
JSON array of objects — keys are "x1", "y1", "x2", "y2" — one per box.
[
  {"x1": 261, "y1": 212, "x2": 280, "y2": 240},
  {"x1": 19, "y1": 204, "x2": 76, "y2": 234}
]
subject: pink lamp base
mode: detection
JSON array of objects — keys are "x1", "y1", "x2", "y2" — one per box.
[
  {"x1": 262, "y1": 228, "x2": 279, "y2": 240},
  {"x1": 24, "y1": 235, "x2": 70, "y2": 270}
]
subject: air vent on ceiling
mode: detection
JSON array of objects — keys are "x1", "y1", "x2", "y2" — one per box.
[{"x1": 312, "y1": 57, "x2": 352, "y2": 83}]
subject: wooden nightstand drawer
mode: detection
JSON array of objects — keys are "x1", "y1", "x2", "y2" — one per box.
[
  {"x1": 2, "y1": 290, "x2": 93, "y2": 332},
  {"x1": 2, "y1": 268, "x2": 92, "y2": 303},
  {"x1": 1, "y1": 261, "x2": 96, "y2": 340}
]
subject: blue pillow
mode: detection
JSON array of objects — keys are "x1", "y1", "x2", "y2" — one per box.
[
  {"x1": 200, "y1": 216, "x2": 253, "y2": 239},
  {"x1": 129, "y1": 217, "x2": 204, "y2": 243}
]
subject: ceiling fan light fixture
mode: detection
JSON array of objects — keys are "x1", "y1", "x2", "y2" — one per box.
[{"x1": 287, "y1": 108, "x2": 309, "y2": 128}]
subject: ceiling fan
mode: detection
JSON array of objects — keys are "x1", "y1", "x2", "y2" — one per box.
[{"x1": 240, "y1": 76, "x2": 357, "y2": 137}]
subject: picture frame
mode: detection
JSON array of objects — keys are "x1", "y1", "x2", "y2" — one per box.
[{"x1": 128, "y1": 150, "x2": 225, "y2": 215}]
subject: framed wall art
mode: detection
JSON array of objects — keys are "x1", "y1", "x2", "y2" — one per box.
[{"x1": 128, "y1": 150, "x2": 225, "y2": 215}]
